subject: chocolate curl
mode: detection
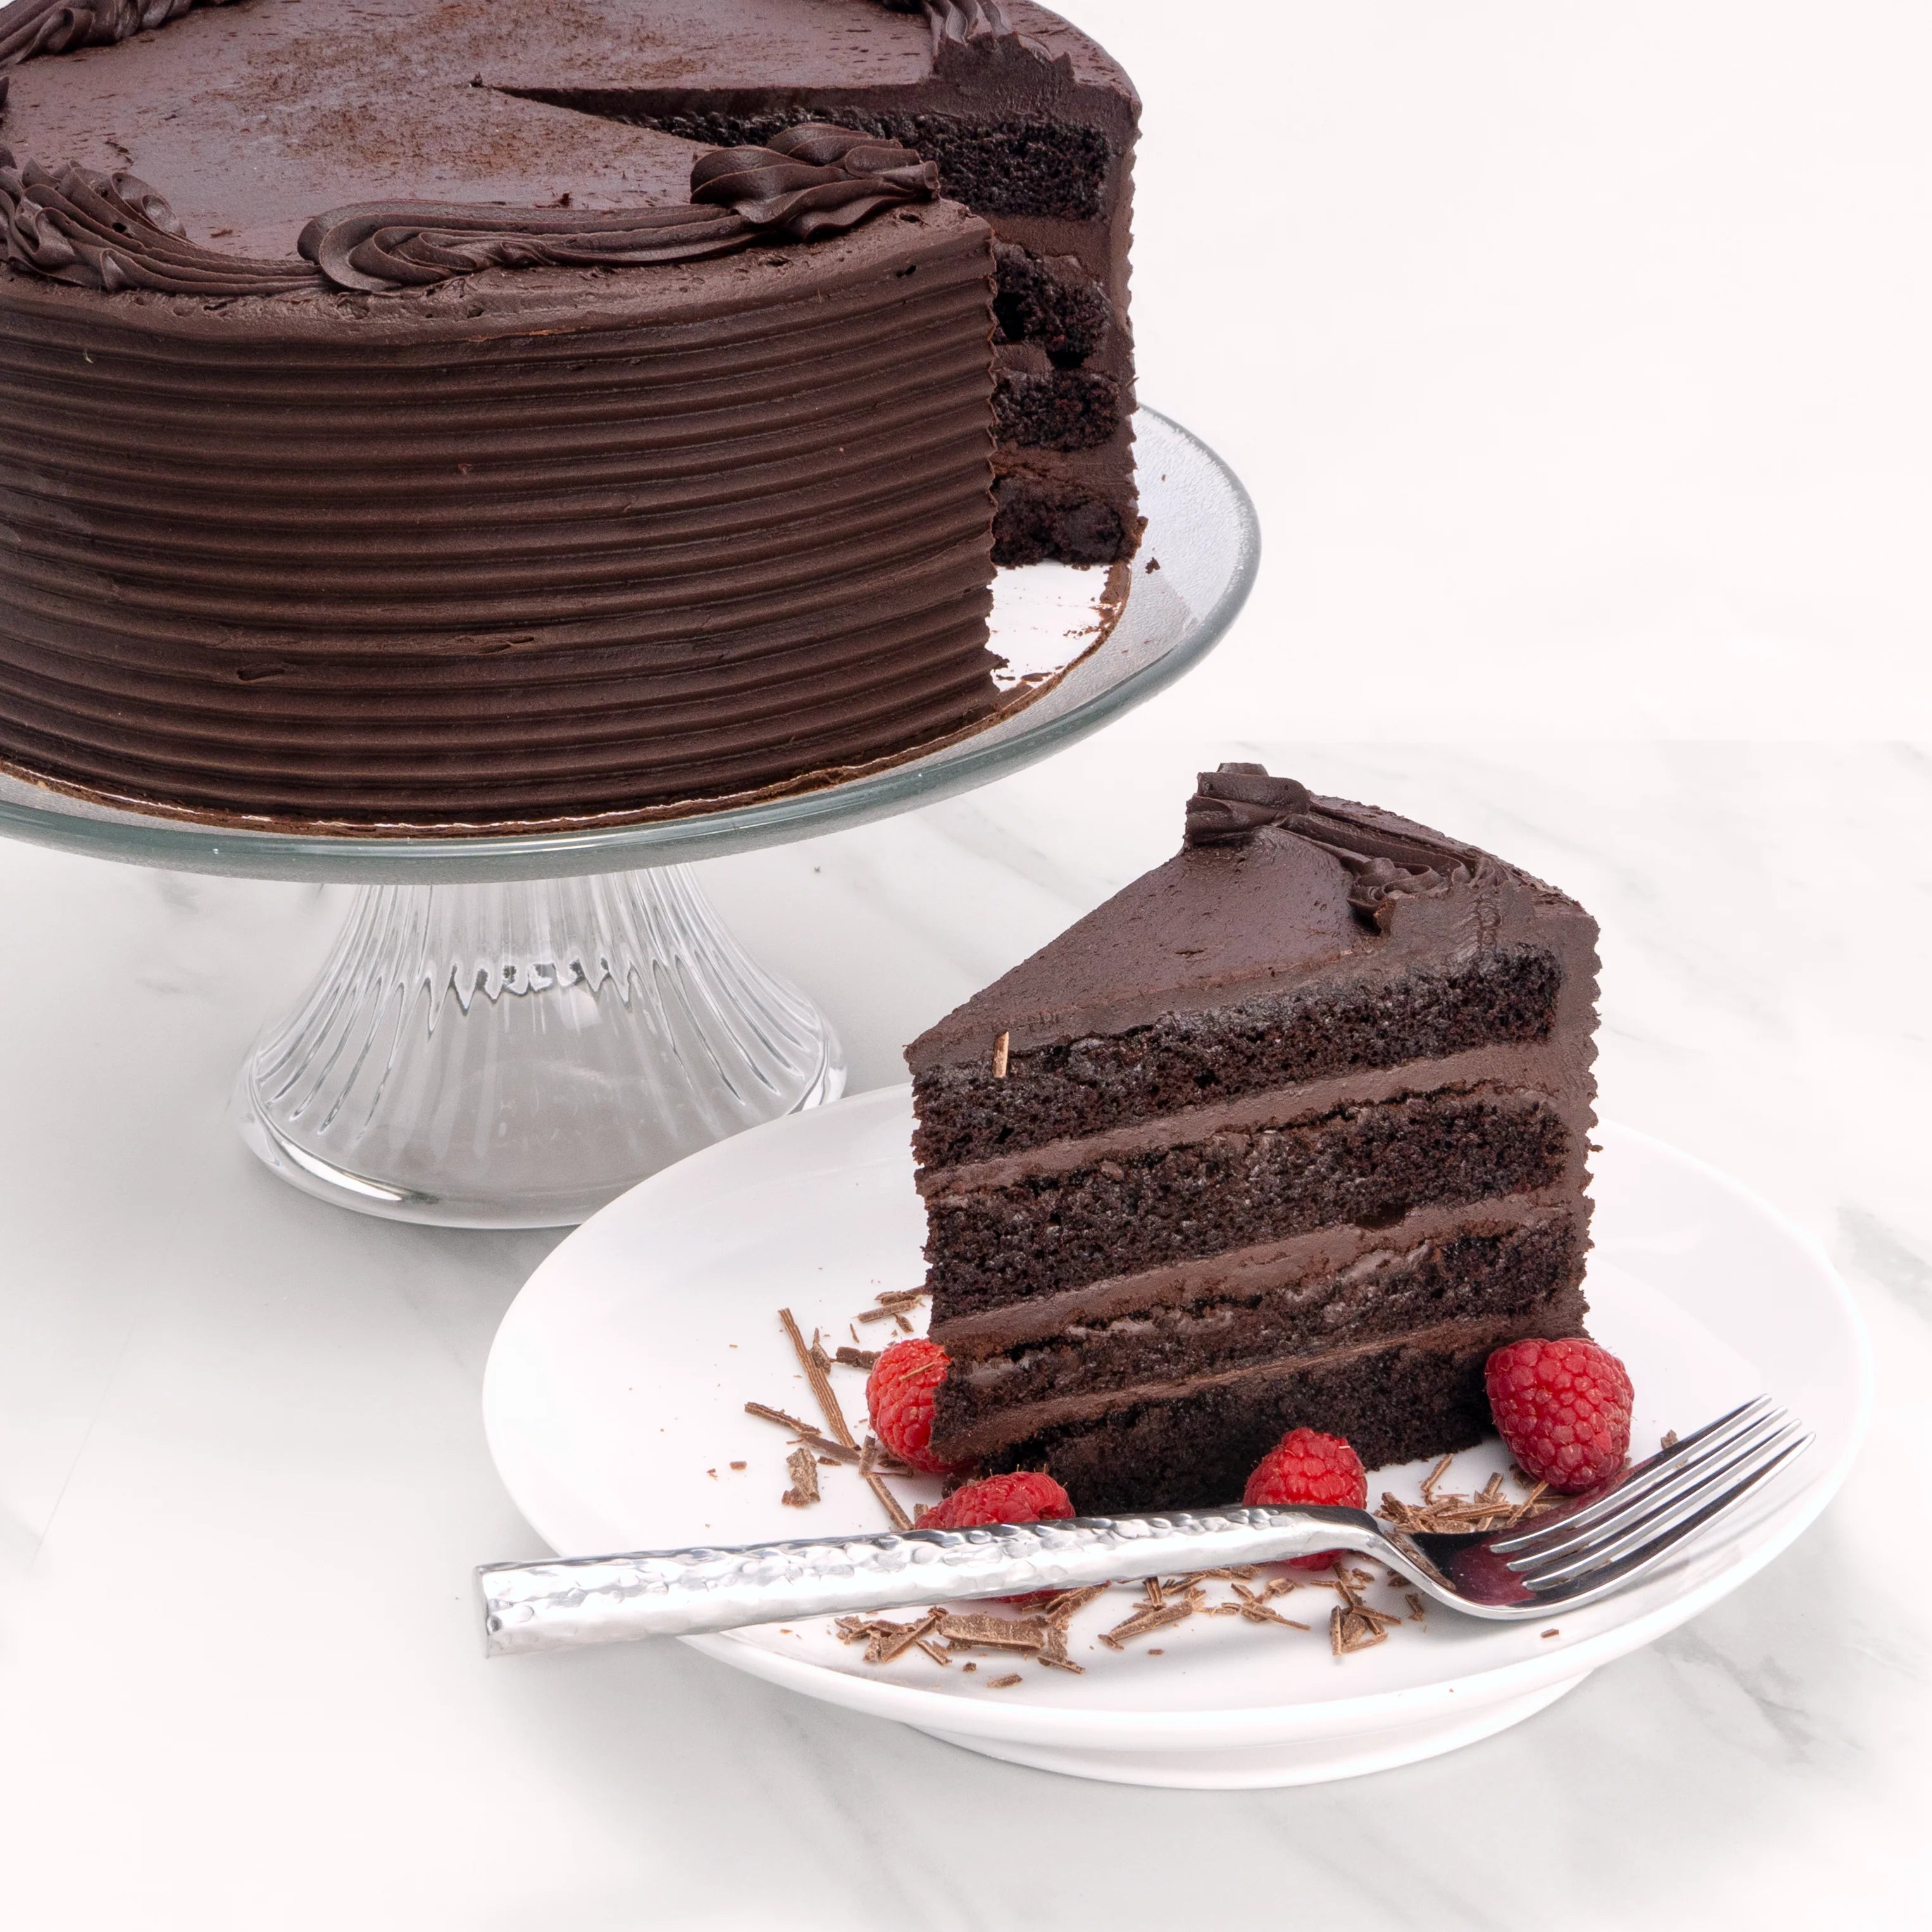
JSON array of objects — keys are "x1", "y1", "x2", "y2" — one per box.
[
  {"x1": 0, "y1": 151, "x2": 322, "y2": 294},
  {"x1": 692, "y1": 123, "x2": 939, "y2": 241},
  {"x1": 1183, "y1": 763, "x2": 1479, "y2": 932}
]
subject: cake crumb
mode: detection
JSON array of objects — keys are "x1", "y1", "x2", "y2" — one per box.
[
  {"x1": 961, "y1": 1662, "x2": 976, "y2": 1673},
  {"x1": 728, "y1": 1461, "x2": 747, "y2": 1471},
  {"x1": 988, "y1": 1673, "x2": 1023, "y2": 1688},
  {"x1": 1661, "y1": 1428, "x2": 1680, "y2": 1450},
  {"x1": 1542, "y1": 1628, "x2": 1561, "y2": 1639},
  {"x1": 1147, "y1": 1647, "x2": 1163, "y2": 1655}
]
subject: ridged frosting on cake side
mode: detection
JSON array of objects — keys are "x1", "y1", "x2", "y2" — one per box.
[{"x1": 0, "y1": 202, "x2": 999, "y2": 823}]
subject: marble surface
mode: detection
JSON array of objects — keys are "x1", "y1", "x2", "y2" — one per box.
[
  {"x1": 4, "y1": 0, "x2": 1931, "y2": 1922},
  {"x1": 0, "y1": 740, "x2": 1925, "y2": 1928}
]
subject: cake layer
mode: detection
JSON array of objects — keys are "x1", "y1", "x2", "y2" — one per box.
[
  {"x1": 973, "y1": 1288, "x2": 1590, "y2": 1514},
  {"x1": 913, "y1": 940, "x2": 1566, "y2": 1168},
  {"x1": 924, "y1": 1087, "x2": 1574, "y2": 1319},
  {"x1": 928, "y1": 1204, "x2": 1587, "y2": 1456},
  {"x1": 0, "y1": 207, "x2": 1000, "y2": 822}
]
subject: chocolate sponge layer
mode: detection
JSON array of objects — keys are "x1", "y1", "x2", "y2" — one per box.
[{"x1": 925, "y1": 1089, "x2": 1571, "y2": 1319}]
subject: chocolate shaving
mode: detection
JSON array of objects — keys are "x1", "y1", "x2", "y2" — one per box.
[
  {"x1": 835, "y1": 1346, "x2": 880, "y2": 1371},
  {"x1": 1661, "y1": 1428, "x2": 1680, "y2": 1450},
  {"x1": 1329, "y1": 1603, "x2": 1389, "y2": 1655},
  {"x1": 938, "y1": 1612, "x2": 1049, "y2": 1654},
  {"x1": 1039, "y1": 1584, "x2": 1111, "y2": 1625},
  {"x1": 835, "y1": 1610, "x2": 942, "y2": 1665},
  {"x1": 1205, "y1": 1581, "x2": 1310, "y2": 1631},
  {"x1": 781, "y1": 1443, "x2": 820, "y2": 1508},
  {"x1": 855, "y1": 1287, "x2": 928, "y2": 1324},
  {"x1": 857, "y1": 1435, "x2": 914, "y2": 1531},
  {"x1": 1379, "y1": 1464, "x2": 1555, "y2": 1535},
  {"x1": 778, "y1": 1307, "x2": 857, "y2": 1449},
  {"x1": 1098, "y1": 1589, "x2": 1204, "y2": 1650},
  {"x1": 742, "y1": 1402, "x2": 867, "y2": 1465},
  {"x1": 987, "y1": 1674, "x2": 1024, "y2": 1688}
]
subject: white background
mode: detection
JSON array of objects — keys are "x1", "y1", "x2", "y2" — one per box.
[{"x1": 1, "y1": 3, "x2": 1929, "y2": 1926}]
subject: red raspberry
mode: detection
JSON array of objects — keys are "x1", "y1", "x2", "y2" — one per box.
[
  {"x1": 1485, "y1": 1337, "x2": 1635, "y2": 1493},
  {"x1": 917, "y1": 1471, "x2": 1074, "y2": 1531},
  {"x1": 1242, "y1": 1428, "x2": 1368, "y2": 1570},
  {"x1": 865, "y1": 1338, "x2": 971, "y2": 1475}
]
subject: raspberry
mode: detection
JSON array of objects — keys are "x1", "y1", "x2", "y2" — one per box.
[
  {"x1": 864, "y1": 1338, "x2": 971, "y2": 1475},
  {"x1": 1485, "y1": 1336, "x2": 1635, "y2": 1493},
  {"x1": 918, "y1": 1471, "x2": 1074, "y2": 1531},
  {"x1": 1242, "y1": 1428, "x2": 1368, "y2": 1570}
]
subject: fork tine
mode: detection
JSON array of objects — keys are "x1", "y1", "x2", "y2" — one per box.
[
  {"x1": 1486, "y1": 1395, "x2": 1779, "y2": 1555},
  {"x1": 1498, "y1": 1403, "x2": 1794, "y2": 1566},
  {"x1": 1516, "y1": 1423, "x2": 1810, "y2": 1589}
]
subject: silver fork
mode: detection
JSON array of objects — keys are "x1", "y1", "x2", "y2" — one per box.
[{"x1": 477, "y1": 1396, "x2": 1810, "y2": 1655}]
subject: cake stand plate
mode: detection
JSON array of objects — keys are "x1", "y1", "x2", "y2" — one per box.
[
  {"x1": 480, "y1": 1091, "x2": 1871, "y2": 1789},
  {"x1": 0, "y1": 412, "x2": 1258, "y2": 1226}
]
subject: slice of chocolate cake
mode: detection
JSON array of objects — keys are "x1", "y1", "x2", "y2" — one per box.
[{"x1": 906, "y1": 766, "x2": 1600, "y2": 1513}]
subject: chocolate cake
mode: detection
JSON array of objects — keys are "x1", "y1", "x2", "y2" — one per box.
[
  {"x1": 907, "y1": 767, "x2": 1600, "y2": 1514},
  {"x1": 0, "y1": 0, "x2": 1138, "y2": 826}
]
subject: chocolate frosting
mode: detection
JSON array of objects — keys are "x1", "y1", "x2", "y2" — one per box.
[
  {"x1": 0, "y1": 150, "x2": 321, "y2": 293},
  {"x1": 0, "y1": 0, "x2": 1137, "y2": 824},
  {"x1": 0, "y1": 122, "x2": 941, "y2": 299},
  {"x1": 878, "y1": 1, "x2": 1027, "y2": 53},
  {"x1": 0, "y1": 0, "x2": 230, "y2": 68},
  {"x1": 301, "y1": 125, "x2": 939, "y2": 294},
  {"x1": 1186, "y1": 763, "x2": 1483, "y2": 933}
]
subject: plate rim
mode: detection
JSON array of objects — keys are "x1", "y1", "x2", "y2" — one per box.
[{"x1": 483, "y1": 1088, "x2": 1873, "y2": 1748}]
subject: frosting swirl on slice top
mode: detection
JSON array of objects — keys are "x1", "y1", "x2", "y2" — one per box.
[{"x1": 1185, "y1": 764, "x2": 1485, "y2": 932}]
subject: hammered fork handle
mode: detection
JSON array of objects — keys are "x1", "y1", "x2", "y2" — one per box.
[{"x1": 478, "y1": 1505, "x2": 1379, "y2": 1655}]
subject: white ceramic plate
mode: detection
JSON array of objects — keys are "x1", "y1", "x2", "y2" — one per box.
[{"x1": 482, "y1": 1087, "x2": 1870, "y2": 1788}]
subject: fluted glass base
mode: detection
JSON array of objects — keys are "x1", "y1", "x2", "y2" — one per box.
[{"x1": 234, "y1": 866, "x2": 844, "y2": 1227}]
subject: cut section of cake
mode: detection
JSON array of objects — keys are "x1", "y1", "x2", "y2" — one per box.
[{"x1": 906, "y1": 766, "x2": 1600, "y2": 1514}]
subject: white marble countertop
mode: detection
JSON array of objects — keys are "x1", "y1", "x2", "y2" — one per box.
[{"x1": 4, "y1": 1, "x2": 1931, "y2": 1923}]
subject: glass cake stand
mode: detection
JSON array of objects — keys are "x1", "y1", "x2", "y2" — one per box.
[{"x1": 0, "y1": 411, "x2": 1258, "y2": 1226}]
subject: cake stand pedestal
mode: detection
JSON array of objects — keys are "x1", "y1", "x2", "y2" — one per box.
[{"x1": 0, "y1": 411, "x2": 1257, "y2": 1227}]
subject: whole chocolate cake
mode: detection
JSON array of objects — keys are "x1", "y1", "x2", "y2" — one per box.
[
  {"x1": 0, "y1": 0, "x2": 1139, "y2": 826},
  {"x1": 907, "y1": 767, "x2": 1601, "y2": 1513}
]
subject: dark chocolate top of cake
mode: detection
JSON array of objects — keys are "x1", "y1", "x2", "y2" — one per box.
[
  {"x1": 907, "y1": 766, "x2": 1596, "y2": 1074},
  {"x1": 0, "y1": 0, "x2": 1134, "y2": 272}
]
